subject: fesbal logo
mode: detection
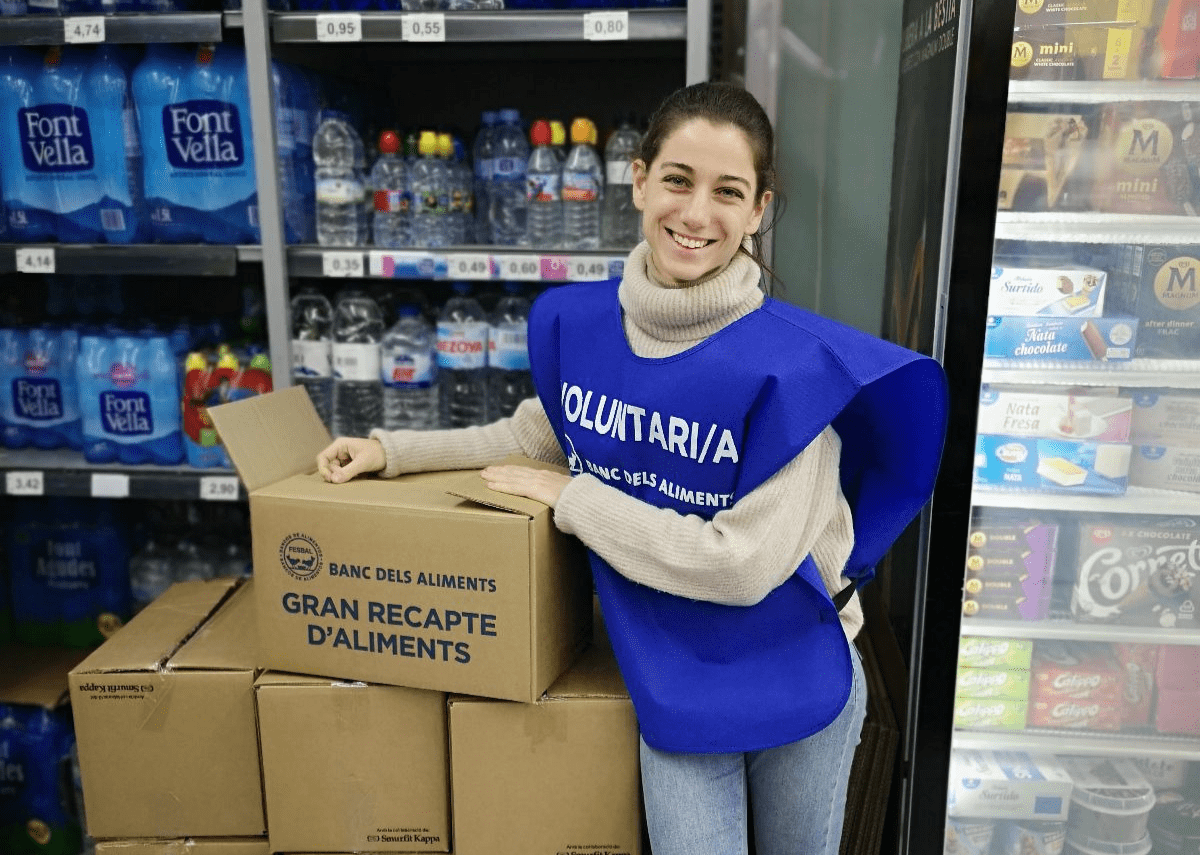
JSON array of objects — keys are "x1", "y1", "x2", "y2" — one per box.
[{"x1": 279, "y1": 532, "x2": 322, "y2": 581}]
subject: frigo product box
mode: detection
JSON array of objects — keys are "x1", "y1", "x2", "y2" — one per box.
[
  {"x1": 254, "y1": 671, "x2": 449, "y2": 854},
  {"x1": 947, "y1": 750, "x2": 1074, "y2": 820},
  {"x1": 94, "y1": 842, "x2": 269, "y2": 855},
  {"x1": 448, "y1": 637, "x2": 641, "y2": 855},
  {"x1": 207, "y1": 386, "x2": 593, "y2": 703},
  {"x1": 1109, "y1": 245, "x2": 1200, "y2": 358},
  {"x1": 67, "y1": 579, "x2": 266, "y2": 840}
]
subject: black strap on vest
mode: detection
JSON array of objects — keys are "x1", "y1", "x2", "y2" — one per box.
[{"x1": 833, "y1": 582, "x2": 856, "y2": 612}]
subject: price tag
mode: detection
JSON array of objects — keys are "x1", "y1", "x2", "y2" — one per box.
[
  {"x1": 91, "y1": 473, "x2": 130, "y2": 499},
  {"x1": 64, "y1": 15, "x2": 105, "y2": 43},
  {"x1": 569, "y1": 256, "x2": 611, "y2": 281},
  {"x1": 447, "y1": 253, "x2": 493, "y2": 281},
  {"x1": 315, "y1": 12, "x2": 362, "y2": 41},
  {"x1": 499, "y1": 254, "x2": 541, "y2": 281},
  {"x1": 200, "y1": 476, "x2": 240, "y2": 502},
  {"x1": 6, "y1": 471, "x2": 44, "y2": 496},
  {"x1": 402, "y1": 12, "x2": 445, "y2": 41},
  {"x1": 15, "y1": 247, "x2": 55, "y2": 274},
  {"x1": 583, "y1": 10, "x2": 628, "y2": 40},
  {"x1": 322, "y1": 251, "x2": 364, "y2": 277}
]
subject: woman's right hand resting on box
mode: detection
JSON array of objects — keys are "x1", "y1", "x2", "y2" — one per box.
[{"x1": 316, "y1": 436, "x2": 386, "y2": 484}]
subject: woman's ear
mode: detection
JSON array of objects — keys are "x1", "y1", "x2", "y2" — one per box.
[
  {"x1": 746, "y1": 189, "x2": 773, "y2": 235},
  {"x1": 631, "y1": 159, "x2": 648, "y2": 211}
]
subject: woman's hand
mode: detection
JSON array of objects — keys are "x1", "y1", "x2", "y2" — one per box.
[
  {"x1": 316, "y1": 436, "x2": 386, "y2": 484},
  {"x1": 481, "y1": 465, "x2": 571, "y2": 507}
]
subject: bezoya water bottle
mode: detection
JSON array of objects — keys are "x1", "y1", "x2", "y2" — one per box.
[
  {"x1": 526, "y1": 118, "x2": 563, "y2": 249},
  {"x1": 331, "y1": 288, "x2": 384, "y2": 438},
  {"x1": 488, "y1": 282, "x2": 534, "y2": 419},
  {"x1": 289, "y1": 284, "x2": 333, "y2": 428},
  {"x1": 381, "y1": 304, "x2": 438, "y2": 431},
  {"x1": 488, "y1": 108, "x2": 529, "y2": 246},
  {"x1": 314, "y1": 110, "x2": 367, "y2": 246},
  {"x1": 562, "y1": 117, "x2": 603, "y2": 250},
  {"x1": 601, "y1": 113, "x2": 642, "y2": 248},
  {"x1": 437, "y1": 282, "x2": 489, "y2": 428},
  {"x1": 370, "y1": 129, "x2": 410, "y2": 248}
]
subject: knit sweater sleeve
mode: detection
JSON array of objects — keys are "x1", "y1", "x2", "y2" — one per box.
[
  {"x1": 552, "y1": 425, "x2": 864, "y2": 639},
  {"x1": 368, "y1": 396, "x2": 567, "y2": 477}
]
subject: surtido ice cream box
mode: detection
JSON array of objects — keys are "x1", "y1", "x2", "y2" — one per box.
[{"x1": 208, "y1": 386, "x2": 592, "y2": 703}]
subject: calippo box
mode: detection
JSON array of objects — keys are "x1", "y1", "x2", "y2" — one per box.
[
  {"x1": 959, "y1": 637, "x2": 1036, "y2": 670},
  {"x1": 1029, "y1": 641, "x2": 1123, "y2": 730},
  {"x1": 1108, "y1": 246, "x2": 1200, "y2": 359},
  {"x1": 1114, "y1": 643, "x2": 1158, "y2": 728},
  {"x1": 947, "y1": 751, "x2": 1074, "y2": 820},
  {"x1": 1070, "y1": 516, "x2": 1200, "y2": 628},
  {"x1": 987, "y1": 263, "x2": 1108, "y2": 316},
  {"x1": 984, "y1": 316, "x2": 1138, "y2": 362},
  {"x1": 956, "y1": 666, "x2": 1034, "y2": 701},
  {"x1": 953, "y1": 698, "x2": 1030, "y2": 730}
]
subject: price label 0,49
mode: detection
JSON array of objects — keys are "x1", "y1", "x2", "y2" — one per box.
[
  {"x1": 200, "y1": 476, "x2": 240, "y2": 502},
  {"x1": 64, "y1": 16, "x2": 106, "y2": 43},
  {"x1": 569, "y1": 257, "x2": 611, "y2": 281},
  {"x1": 315, "y1": 12, "x2": 362, "y2": 41},
  {"x1": 6, "y1": 471, "x2": 44, "y2": 496},
  {"x1": 583, "y1": 10, "x2": 628, "y2": 40},
  {"x1": 500, "y1": 254, "x2": 540, "y2": 281},
  {"x1": 322, "y1": 251, "x2": 364, "y2": 277},
  {"x1": 447, "y1": 253, "x2": 493, "y2": 280},
  {"x1": 402, "y1": 13, "x2": 445, "y2": 41},
  {"x1": 15, "y1": 247, "x2": 55, "y2": 274}
]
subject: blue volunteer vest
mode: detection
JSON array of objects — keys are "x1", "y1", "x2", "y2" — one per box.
[{"x1": 528, "y1": 278, "x2": 947, "y2": 753}]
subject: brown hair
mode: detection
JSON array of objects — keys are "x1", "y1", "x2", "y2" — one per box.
[{"x1": 637, "y1": 81, "x2": 782, "y2": 280}]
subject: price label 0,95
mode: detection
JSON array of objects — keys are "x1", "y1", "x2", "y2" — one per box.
[
  {"x1": 402, "y1": 13, "x2": 445, "y2": 41},
  {"x1": 6, "y1": 471, "x2": 44, "y2": 496},
  {"x1": 322, "y1": 251, "x2": 364, "y2": 277},
  {"x1": 64, "y1": 16, "x2": 106, "y2": 43},
  {"x1": 200, "y1": 476, "x2": 241, "y2": 502},
  {"x1": 315, "y1": 12, "x2": 362, "y2": 41},
  {"x1": 15, "y1": 247, "x2": 55, "y2": 274},
  {"x1": 583, "y1": 10, "x2": 628, "y2": 40}
]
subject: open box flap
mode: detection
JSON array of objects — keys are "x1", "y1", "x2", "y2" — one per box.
[
  {"x1": 208, "y1": 386, "x2": 332, "y2": 493},
  {"x1": 443, "y1": 455, "x2": 567, "y2": 518}
]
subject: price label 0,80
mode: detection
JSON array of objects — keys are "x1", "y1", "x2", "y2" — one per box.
[
  {"x1": 200, "y1": 476, "x2": 241, "y2": 502},
  {"x1": 499, "y1": 254, "x2": 541, "y2": 281},
  {"x1": 315, "y1": 12, "x2": 362, "y2": 41},
  {"x1": 322, "y1": 251, "x2": 365, "y2": 277},
  {"x1": 402, "y1": 13, "x2": 445, "y2": 41},
  {"x1": 64, "y1": 16, "x2": 105, "y2": 43},
  {"x1": 15, "y1": 247, "x2": 55, "y2": 274},
  {"x1": 6, "y1": 471, "x2": 44, "y2": 496},
  {"x1": 583, "y1": 10, "x2": 628, "y2": 40}
]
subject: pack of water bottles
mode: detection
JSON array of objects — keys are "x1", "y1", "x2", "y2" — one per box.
[
  {"x1": 0, "y1": 703, "x2": 83, "y2": 855},
  {"x1": 182, "y1": 343, "x2": 273, "y2": 468}
]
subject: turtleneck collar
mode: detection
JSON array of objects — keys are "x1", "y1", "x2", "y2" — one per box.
[{"x1": 617, "y1": 240, "x2": 765, "y2": 350}]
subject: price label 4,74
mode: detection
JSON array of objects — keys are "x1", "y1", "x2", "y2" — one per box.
[
  {"x1": 15, "y1": 247, "x2": 55, "y2": 274},
  {"x1": 315, "y1": 12, "x2": 362, "y2": 41},
  {"x1": 322, "y1": 251, "x2": 365, "y2": 277},
  {"x1": 200, "y1": 476, "x2": 241, "y2": 502},
  {"x1": 402, "y1": 12, "x2": 445, "y2": 41},
  {"x1": 6, "y1": 471, "x2": 44, "y2": 496},
  {"x1": 64, "y1": 16, "x2": 105, "y2": 43},
  {"x1": 583, "y1": 10, "x2": 628, "y2": 41}
]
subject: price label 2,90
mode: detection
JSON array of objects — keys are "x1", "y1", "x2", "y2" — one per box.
[
  {"x1": 64, "y1": 16, "x2": 105, "y2": 43},
  {"x1": 322, "y1": 251, "x2": 364, "y2": 277},
  {"x1": 315, "y1": 12, "x2": 362, "y2": 41},
  {"x1": 6, "y1": 471, "x2": 44, "y2": 496},
  {"x1": 583, "y1": 10, "x2": 628, "y2": 40},
  {"x1": 402, "y1": 13, "x2": 445, "y2": 41},
  {"x1": 15, "y1": 247, "x2": 55, "y2": 274},
  {"x1": 200, "y1": 476, "x2": 241, "y2": 502}
]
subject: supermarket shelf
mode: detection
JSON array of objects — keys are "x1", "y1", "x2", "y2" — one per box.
[
  {"x1": 982, "y1": 358, "x2": 1200, "y2": 388},
  {"x1": 1, "y1": 447, "x2": 245, "y2": 502},
  {"x1": 971, "y1": 485, "x2": 1200, "y2": 515},
  {"x1": 960, "y1": 618, "x2": 1200, "y2": 646},
  {"x1": 1009, "y1": 79, "x2": 1200, "y2": 104},
  {"x1": 954, "y1": 728, "x2": 1200, "y2": 760},
  {"x1": 287, "y1": 244, "x2": 629, "y2": 281},
  {"x1": 270, "y1": 8, "x2": 687, "y2": 42},
  {"x1": 0, "y1": 244, "x2": 253, "y2": 277},
  {"x1": 0, "y1": 11, "x2": 224, "y2": 45},
  {"x1": 995, "y1": 212, "x2": 1200, "y2": 244}
]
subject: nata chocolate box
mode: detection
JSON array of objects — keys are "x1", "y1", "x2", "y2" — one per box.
[{"x1": 984, "y1": 315, "x2": 1138, "y2": 362}]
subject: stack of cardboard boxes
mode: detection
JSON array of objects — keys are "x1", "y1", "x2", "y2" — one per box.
[{"x1": 66, "y1": 386, "x2": 642, "y2": 855}]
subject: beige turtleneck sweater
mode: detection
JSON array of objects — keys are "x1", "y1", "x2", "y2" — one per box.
[{"x1": 370, "y1": 242, "x2": 863, "y2": 639}]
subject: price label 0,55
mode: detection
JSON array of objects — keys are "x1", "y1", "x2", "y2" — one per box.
[
  {"x1": 6, "y1": 471, "x2": 44, "y2": 496},
  {"x1": 315, "y1": 12, "x2": 362, "y2": 41},
  {"x1": 64, "y1": 16, "x2": 105, "y2": 43},
  {"x1": 402, "y1": 13, "x2": 445, "y2": 41},
  {"x1": 322, "y1": 251, "x2": 364, "y2": 277},
  {"x1": 15, "y1": 247, "x2": 55, "y2": 274},
  {"x1": 200, "y1": 476, "x2": 240, "y2": 502},
  {"x1": 583, "y1": 10, "x2": 628, "y2": 40}
]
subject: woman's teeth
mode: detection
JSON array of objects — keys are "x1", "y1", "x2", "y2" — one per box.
[{"x1": 671, "y1": 232, "x2": 710, "y2": 249}]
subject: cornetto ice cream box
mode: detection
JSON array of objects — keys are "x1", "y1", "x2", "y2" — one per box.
[{"x1": 207, "y1": 386, "x2": 593, "y2": 703}]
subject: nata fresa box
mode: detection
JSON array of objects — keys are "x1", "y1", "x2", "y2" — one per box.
[{"x1": 208, "y1": 386, "x2": 593, "y2": 703}]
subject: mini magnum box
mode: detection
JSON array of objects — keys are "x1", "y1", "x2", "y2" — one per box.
[{"x1": 207, "y1": 386, "x2": 593, "y2": 703}]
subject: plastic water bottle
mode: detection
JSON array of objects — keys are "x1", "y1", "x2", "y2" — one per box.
[
  {"x1": 332, "y1": 288, "x2": 384, "y2": 437},
  {"x1": 437, "y1": 282, "x2": 489, "y2": 428},
  {"x1": 472, "y1": 111, "x2": 496, "y2": 244},
  {"x1": 128, "y1": 539, "x2": 173, "y2": 614},
  {"x1": 549, "y1": 119, "x2": 567, "y2": 163},
  {"x1": 370, "y1": 129, "x2": 411, "y2": 248},
  {"x1": 314, "y1": 112, "x2": 367, "y2": 246},
  {"x1": 601, "y1": 115, "x2": 642, "y2": 248},
  {"x1": 526, "y1": 119, "x2": 563, "y2": 249},
  {"x1": 489, "y1": 108, "x2": 529, "y2": 246},
  {"x1": 382, "y1": 304, "x2": 439, "y2": 431},
  {"x1": 411, "y1": 130, "x2": 449, "y2": 248},
  {"x1": 488, "y1": 282, "x2": 534, "y2": 419},
  {"x1": 563, "y1": 117, "x2": 603, "y2": 250},
  {"x1": 174, "y1": 539, "x2": 216, "y2": 583},
  {"x1": 290, "y1": 285, "x2": 334, "y2": 428},
  {"x1": 450, "y1": 136, "x2": 475, "y2": 244},
  {"x1": 438, "y1": 132, "x2": 465, "y2": 245}
]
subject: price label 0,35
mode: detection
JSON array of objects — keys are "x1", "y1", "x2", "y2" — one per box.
[
  {"x1": 499, "y1": 254, "x2": 541, "y2": 281},
  {"x1": 200, "y1": 476, "x2": 240, "y2": 502},
  {"x1": 447, "y1": 253, "x2": 493, "y2": 281},
  {"x1": 64, "y1": 16, "x2": 106, "y2": 43},
  {"x1": 322, "y1": 251, "x2": 364, "y2": 277},
  {"x1": 315, "y1": 12, "x2": 362, "y2": 41},
  {"x1": 6, "y1": 471, "x2": 44, "y2": 496},
  {"x1": 402, "y1": 12, "x2": 445, "y2": 41},
  {"x1": 15, "y1": 247, "x2": 55, "y2": 274},
  {"x1": 583, "y1": 10, "x2": 628, "y2": 40}
]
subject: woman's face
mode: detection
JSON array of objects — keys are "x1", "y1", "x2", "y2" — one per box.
[{"x1": 632, "y1": 118, "x2": 771, "y2": 286}]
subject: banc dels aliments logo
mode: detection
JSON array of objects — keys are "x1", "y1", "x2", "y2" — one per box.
[{"x1": 279, "y1": 533, "x2": 322, "y2": 581}]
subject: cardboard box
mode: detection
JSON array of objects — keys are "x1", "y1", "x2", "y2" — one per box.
[
  {"x1": 1091, "y1": 103, "x2": 1200, "y2": 216},
  {"x1": 974, "y1": 434, "x2": 1131, "y2": 495},
  {"x1": 946, "y1": 750, "x2": 1073, "y2": 820},
  {"x1": 955, "y1": 666, "x2": 1033, "y2": 700},
  {"x1": 448, "y1": 640, "x2": 642, "y2": 855},
  {"x1": 984, "y1": 315, "x2": 1138, "y2": 362},
  {"x1": 1130, "y1": 443, "x2": 1200, "y2": 492},
  {"x1": 987, "y1": 263, "x2": 1108, "y2": 316},
  {"x1": 1130, "y1": 390, "x2": 1200, "y2": 445},
  {"x1": 1109, "y1": 246, "x2": 1200, "y2": 358},
  {"x1": 998, "y1": 112, "x2": 1089, "y2": 211},
  {"x1": 208, "y1": 386, "x2": 592, "y2": 703},
  {"x1": 977, "y1": 387, "x2": 1130, "y2": 440},
  {"x1": 255, "y1": 671, "x2": 450, "y2": 853},
  {"x1": 68, "y1": 579, "x2": 265, "y2": 840},
  {"x1": 95, "y1": 842, "x2": 269, "y2": 855},
  {"x1": 1012, "y1": 0, "x2": 1156, "y2": 26},
  {"x1": 952, "y1": 697, "x2": 1030, "y2": 729},
  {"x1": 1010, "y1": 24, "x2": 1150, "y2": 80},
  {"x1": 958, "y1": 637, "x2": 1035, "y2": 670}
]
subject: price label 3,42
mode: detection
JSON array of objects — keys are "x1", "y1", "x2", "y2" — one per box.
[
  {"x1": 315, "y1": 12, "x2": 362, "y2": 41},
  {"x1": 583, "y1": 10, "x2": 628, "y2": 40},
  {"x1": 6, "y1": 471, "x2": 44, "y2": 496},
  {"x1": 15, "y1": 247, "x2": 55, "y2": 274},
  {"x1": 64, "y1": 16, "x2": 105, "y2": 43},
  {"x1": 402, "y1": 13, "x2": 445, "y2": 41}
]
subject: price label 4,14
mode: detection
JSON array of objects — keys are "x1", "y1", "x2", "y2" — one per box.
[
  {"x1": 583, "y1": 10, "x2": 628, "y2": 40},
  {"x1": 322, "y1": 251, "x2": 365, "y2": 277},
  {"x1": 200, "y1": 476, "x2": 240, "y2": 502},
  {"x1": 15, "y1": 247, "x2": 55, "y2": 274},
  {"x1": 64, "y1": 16, "x2": 105, "y2": 43},
  {"x1": 402, "y1": 12, "x2": 445, "y2": 41},
  {"x1": 6, "y1": 471, "x2": 44, "y2": 496},
  {"x1": 315, "y1": 12, "x2": 362, "y2": 41}
]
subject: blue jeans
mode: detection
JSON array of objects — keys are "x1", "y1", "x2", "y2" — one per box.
[{"x1": 639, "y1": 643, "x2": 867, "y2": 855}]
